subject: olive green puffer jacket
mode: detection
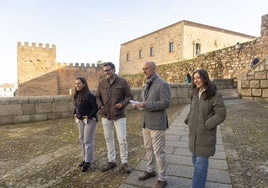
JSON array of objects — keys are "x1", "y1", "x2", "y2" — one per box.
[{"x1": 184, "y1": 88, "x2": 226, "y2": 157}]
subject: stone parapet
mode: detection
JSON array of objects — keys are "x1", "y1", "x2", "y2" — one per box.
[
  {"x1": 0, "y1": 85, "x2": 193, "y2": 125},
  {"x1": 0, "y1": 95, "x2": 73, "y2": 125},
  {"x1": 0, "y1": 80, "x2": 238, "y2": 125}
]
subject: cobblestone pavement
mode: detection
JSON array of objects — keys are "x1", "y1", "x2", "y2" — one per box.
[
  {"x1": 120, "y1": 105, "x2": 231, "y2": 188},
  {"x1": 0, "y1": 99, "x2": 267, "y2": 188},
  {"x1": 0, "y1": 105, "x2": 182, "y2": 188},
  {"x1": 120, "y1": 99, "x2": 268, "y2": 188},
  {"x1": 220, "y1": 99, "x2": 268, "y2": 188}
]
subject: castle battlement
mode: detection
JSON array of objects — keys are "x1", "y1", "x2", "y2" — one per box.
[
  {"x1": 17, "y1": 41, "x2": 56, "y2": 50},
  {"x1": 58, "y1": 62, "x2": 101, "y2": 68}
]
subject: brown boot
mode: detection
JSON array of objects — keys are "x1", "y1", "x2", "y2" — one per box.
[
  {"x1": 101, "y1": 162, "x2": 117, "y2": 172},
  {"x1": 152, "y1": 180, "x2": 167, "y2": 188},
  {"x1": 138, "y1": 171, "x2": 156, "y2": 180},
  {"x1": 121, "y1": 163, "x2": 131, "y2": 173}
]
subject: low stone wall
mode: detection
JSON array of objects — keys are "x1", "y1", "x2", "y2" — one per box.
[
  {"x1": 0, "y1": 96, "x2": 73, "y2": 125},
  {"x1": 240, "y1": 58, "x2": 268, "y2": 101},
  {"x1": 0, "y1": 84, "x2": 191, "y2": 125}
]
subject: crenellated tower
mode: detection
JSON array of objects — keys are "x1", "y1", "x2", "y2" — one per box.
[
  {"x1": 17, "y1": 42, "x2": 103, "y2": 96},
  {"x1": 17, "y1": 42, "x2": 57, "y2": 84}
]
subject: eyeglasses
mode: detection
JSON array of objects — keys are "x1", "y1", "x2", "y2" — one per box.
[{"x1": 103, "y1": 69, "x2": 111, "y2": 73}]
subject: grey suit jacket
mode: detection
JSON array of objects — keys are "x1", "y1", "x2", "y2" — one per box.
[{"x1": 141, "y1": 73, "x2": 171, "y2": 130}]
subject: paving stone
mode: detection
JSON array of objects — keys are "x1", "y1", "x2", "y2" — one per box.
[{"x1": 121, "y1": 104, "x2": 232, "y2": 188}]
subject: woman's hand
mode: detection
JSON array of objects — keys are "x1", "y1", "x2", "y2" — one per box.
[{"x1": 115, "y1": 103, "x2": 123, "y2": 109}]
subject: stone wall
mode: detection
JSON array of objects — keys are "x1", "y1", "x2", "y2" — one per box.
[
  {"x1": 119, "y1": 20, "x2": 255, "y2": 75},
  {"x1": 1, "y1": 79, "x2": 238, "y2": 125},
  {"x1": 0, "y1": 85, "x2": 190, "y2": 125},
  {"x1": 17, "y1": 42, "x2": 57, "y2": 84},
  {"x1": 122, "y1": 33, "x2": 267, "y2": 84},
  {"x1": 0, "y1": 95, "x2": 73, "y2": 125},
  {"x1": 16, "y1": 14, "x2": 268, "y2": 99},
  {"x1": 240, "y1": 58, "x2": 268, "y2": 100},
  {"x1": 17, "y1": 42, "x2": 104, "y2": 96},
  {"x1": 122, "y1": 14, "x2": 268, "y2": 102},
  {"x1": 56, "y1": 63, "x2": 104, "y2": 95}
]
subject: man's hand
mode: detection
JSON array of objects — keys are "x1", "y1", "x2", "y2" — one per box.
[{"x1": 133, "y1": 102, "x2": 145, "y2": 110}]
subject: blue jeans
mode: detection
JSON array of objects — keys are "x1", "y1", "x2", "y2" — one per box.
[{"x1": 192, "y1": 155, "x2": 209, "y2": 188}]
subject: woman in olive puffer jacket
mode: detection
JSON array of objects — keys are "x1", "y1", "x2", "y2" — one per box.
[{"x1": 184, "y1": 69, "x2": 226, "y2": 188}]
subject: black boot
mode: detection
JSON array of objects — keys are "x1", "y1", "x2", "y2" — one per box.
[
  {"x1": 82, "y1": 162, "x2": 90, "y2": 172},
  {"x1": 79, "y1": 161, "x2": 85, "y2": 167}
]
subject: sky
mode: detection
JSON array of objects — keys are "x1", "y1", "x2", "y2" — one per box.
[{"x1": 0, "y1": 0, "x2": 267, "y2": 84}]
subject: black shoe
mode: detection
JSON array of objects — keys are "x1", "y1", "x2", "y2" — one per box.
[
  {"x1": 121, "y1": 163, "x2": 131, "y2": 173},
  {"x1": 79, "y1": 161, "x2": 85, "y2": 167},
  {"x1": 101, "y1": 162, "x2": 117, "y2": 172},
  {"x1": 138, "y1": 171, "x2": 156, "y2": 180},
  {"x1": 82, "y1": 162, "x2": 90, "y2": 172}
]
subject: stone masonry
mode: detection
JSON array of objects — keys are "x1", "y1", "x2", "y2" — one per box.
[
  {"x1": 119, "y1": 20, "x2": 255, "y2": 75},
  {"x1": 122, "y1": 14, "x2": 268, "y2": 101},
  {"x1": 16, "y1": 14, "x2": 268, "y2": 99},
  {"x1": 17, "y1": 42, "x2": 104, "y2": 96}
]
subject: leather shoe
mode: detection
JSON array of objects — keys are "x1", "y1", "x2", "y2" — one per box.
[
  {"x1": 138, "y1": 171, "x2": 156, "y2": 180},
  {"x1": 102, "y1": 162, "x2": 117, "y2": 172},
  {"x1": 79, "y1": 161, "x2": 85, "y2": 167},
  {"x1": 121, "y1": 163, "x2": 131, "y2": 173},
  {"x1": 152, "y1": 180, "x2": 167, "y2": 188},
  {"x1": 82, "y1": 162, "x2": 90, "y2": 172}
]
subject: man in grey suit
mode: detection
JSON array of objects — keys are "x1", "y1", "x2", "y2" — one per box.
[{"x1": 134, "y1": 61, "x2": 171, "y2": 188}]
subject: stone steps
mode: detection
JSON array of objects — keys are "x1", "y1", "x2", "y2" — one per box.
[{"x1": 219, "y1": 88, "x2": 240, "y2": 100}]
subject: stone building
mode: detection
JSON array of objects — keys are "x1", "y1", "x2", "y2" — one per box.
[
  {"x1": 119, "y1": 20, "x2": 255, "y2": 75},
  {"x1": 122, "y1": 14, "x2": 268, "y2": 101},
  {"x1": 17, "y1": 15, "x2": 267, "y2": 98},
  {"x1": 0, "y1": 83, "x2": 17, "y2": 97},
  {"x1": 17, "y1": 42, "x2": 103, "y2": 96}
]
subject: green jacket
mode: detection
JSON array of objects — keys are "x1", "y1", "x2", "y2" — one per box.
[{"x1": 184, "y1": 88, "x2": 226, "y2": 156}]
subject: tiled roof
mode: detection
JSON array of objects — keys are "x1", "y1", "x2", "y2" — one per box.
[{"x1": 0, "y1": 83, "x2": 16, "y2": 88}]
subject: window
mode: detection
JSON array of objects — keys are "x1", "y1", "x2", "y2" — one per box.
[
  {"x1": 126, "y1": 53, "x2": 129, "y2": 61},
  {"x1": 214, "y1": 40, "x2": 218, "y2": 47},
  {"x1": 139, "y1": 50, "x2": 143, "y2": 59},
  {"x1": 150, "y1": 47, "x2": 155, "y2": 56},
  {"x1": 169, "y1": 42, "x2": 174, "y2": 52},
  {"x1": 196, "y1": 43, "x2": 201, "y2": 55}
]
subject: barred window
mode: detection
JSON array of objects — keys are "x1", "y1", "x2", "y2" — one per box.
[
  {"x1": 169, "y1": 42, "x2": 174, "y2": 52},
  {"x1": 139, "y1": 50, "x2": 143, "y2": 58},
  {"x1": 150, "y1": 47, "x2": 155, "y2": 56}
]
